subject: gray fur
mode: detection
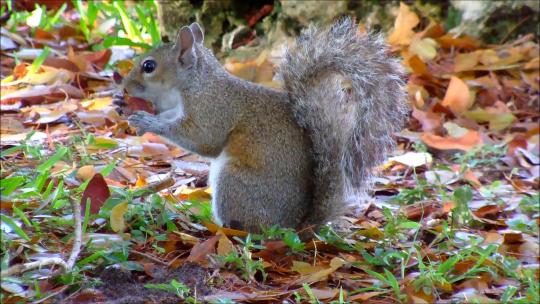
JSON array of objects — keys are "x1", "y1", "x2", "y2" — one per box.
[
  {"x1": 124, "y1": 18, "x2": 407, "y2": 234},
  {"x1": 277, "y1": 17, "x2": 408, "y2": 226}
]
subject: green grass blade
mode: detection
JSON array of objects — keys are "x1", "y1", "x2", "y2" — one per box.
[
  {"x1": 1, "y1": 214, "x2": 31, "y2": 241},
  {"x1": 28, "y1": 47, "x2": 50, "y2": 75}
]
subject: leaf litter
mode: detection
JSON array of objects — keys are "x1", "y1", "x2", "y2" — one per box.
[{"x1": 0, "y1": 1, "x2": 538, "y2": 303}]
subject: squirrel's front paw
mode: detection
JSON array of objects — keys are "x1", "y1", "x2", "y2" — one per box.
[{"x1": 128, "y1": 111, "x2": 158, "y2": 135}]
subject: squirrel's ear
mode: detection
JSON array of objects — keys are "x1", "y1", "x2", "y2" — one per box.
[
  {"x1": 174, "y1": 26, "x2": 196, "y2": 68},
  {"x1": 189, "y1": 22, "x2": 204, "y2": 44}
]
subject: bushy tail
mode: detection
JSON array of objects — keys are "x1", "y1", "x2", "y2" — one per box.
[{"x1": 277, "y1": 17, "x2": 408, "y2": 228}]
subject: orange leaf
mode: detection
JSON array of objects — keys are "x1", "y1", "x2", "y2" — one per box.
[
  {"x1": 388, "y1": 2, "x2": 420, "y2": 46},
  {"x1": 441, "y1": 76, "x2": 472, "y2": 114},
  {"x1": 408, "y1": 55, "x2": 429, "y2": 75},
  {"x1": 421, "y1": 130, "x2": 482, "y2": 151},
  {"x1": 203, "y1": 221, "x2": 248, "y2": 237}
]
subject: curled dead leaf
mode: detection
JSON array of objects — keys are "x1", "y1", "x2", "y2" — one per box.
[{"x1": 421, "y1": 130, "x2": 483, "y2": 151}]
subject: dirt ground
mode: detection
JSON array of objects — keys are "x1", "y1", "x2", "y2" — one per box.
[{"x1": 60, "y1": 262, "x2": 211, "y2": 304}]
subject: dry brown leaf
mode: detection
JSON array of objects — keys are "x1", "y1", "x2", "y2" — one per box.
[
  {"x1": 216, "y1": 229, "x2": 235, "y2": 256},
  {"x1": 295, "y1": 257, "x2": 345, "y2": 284},
  {"x1": 186, "y1": 235, "x2": 219, "y2": 263},
  {"x1": 454, "y1": 52, "x2": 479, "y2": 72}
]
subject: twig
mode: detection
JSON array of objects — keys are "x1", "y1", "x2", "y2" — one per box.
[
  {"x1": 500, "y1": 15, "x2": 532, "y2": 44},
  {"x1": 66, "y1": 198, "x2": 82, "y2": 270},
  {"x1": 138, "y1": 174, "x2": 175, "y2": 194},
  {"x1": 2, "y1": 199, "x2": 83, "y2": 278},
  {"x1": 130, "y1": 250, "x2": 168, "y2": 265},
  {"x1": 0, "y1": 258, "x2": 68, "y2": 277},
  {"x1": 31, "y1": 286, "x2": 69, "y2": 304}
]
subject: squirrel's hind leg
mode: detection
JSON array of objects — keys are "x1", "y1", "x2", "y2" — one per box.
[{"x1": 209, "y1": 153, "x2": 311, "y2": 233}]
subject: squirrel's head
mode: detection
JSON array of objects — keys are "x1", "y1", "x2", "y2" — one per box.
[{"x1": 122, "y1": 22, "x2": 205, "y2": 113}]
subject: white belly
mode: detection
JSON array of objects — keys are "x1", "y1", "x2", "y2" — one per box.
[{"x1": 208, "y1": 151, "x2": 229, "y2": 226}]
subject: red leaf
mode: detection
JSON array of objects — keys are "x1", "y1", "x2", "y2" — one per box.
[
  {"x1": 128, "y1": 97, "x2": 155, "y2": 114},
  {"x1": 81, "y1": 173, "x2": 111, "y2": 215}
]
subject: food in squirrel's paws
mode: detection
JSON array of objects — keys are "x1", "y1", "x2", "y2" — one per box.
[{"x1": 112, "y1": 72, "x2": 155, "y2": 116}]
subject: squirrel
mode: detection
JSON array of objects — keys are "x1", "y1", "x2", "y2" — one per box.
[{"x1": 121, "y1": 18, "x2": 408, "y2": 234}]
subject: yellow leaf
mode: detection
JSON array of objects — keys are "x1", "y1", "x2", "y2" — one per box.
[
  {"x1": 409, "y1": 38, "x2": 438, "y2": 62},
  {"x1": 463, "y1": 108, "x2": 515, "y2": 131},
  {"x1": 441, "y1": 76, "x2": 473, "y2": 114},
  {"x1": 524, "y1": 57, "x2": 539, "y2": 70},
  {"x1": 82, "y1": 97, "x2": 113, "y2": 110},
  {"x1": 135, "y1": 175, "x2": 147, "y2": 188},
  {"x1": 87, "y1": 137, "x2": 118, "y2": 150},
  {"x1": 355, "y1": 227, "x2": 385, "y2": 240},
  {"x1": 388, "y1": 2, "x2": 420, "y2": 46},
  {"x1": 291, "y1": 261, "x2": 326, "y2": 275},
  {"x1": 77, "y1": 165, "x2": 96, "y2": 181},
  {"x1": 34, "y1": 109, "x2": 68, "y2": 124},
  {"x1": 203, "y1": 221, "x2": 248, "y2": 237},
  {"x1": 479, "y1": 49, "x2": 499, "y2": 66},
  {"x1": 296, "y1": 257, "x2": 346, "y2": 284},
  {"x1": 110, "y1": 201, "x2": 128, "y2": 232},
  {"x1": 172, "y1": 231, "x2": 200, "y2": 245},
  {"x1": 178, "y1": 187, "x2": 212, "y2": 201}
]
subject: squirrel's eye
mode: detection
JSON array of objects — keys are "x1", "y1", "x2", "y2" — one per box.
[{"x1": 141, "y1": 59, "x2": 156, "y2": 74}]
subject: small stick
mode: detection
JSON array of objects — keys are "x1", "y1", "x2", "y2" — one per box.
[
  {"x1": 66, "y1": 198, "x2": 83, "y2": 270},
  {"x1": 130, "y1": 250, "x2": 168, "y2": 265},
  {"x1": 0, "y1": 258, "x2": 68, "y2": 277}
]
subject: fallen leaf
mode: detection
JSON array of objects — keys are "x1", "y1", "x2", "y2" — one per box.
[
  {"x1": 443, "y1": 122, "x2": 469, "y2": 138},
  {"x1": 187, "y1": 235, "x2": 219, "y2": 263},
  {"x1": 463, "y1": 107, "x2": 515, "y2": 131},
  {"x1": 295, "y1": 257, "x2": 346, "y2": 284},
  {"x1": 76, "y1": 165, "x2": 96, "y2": 181},
  {"x1": 388, "y1": 152, "x2": 433, "y2": 168},
  {"x1": 309, "y1": 288, "x2": 339, "y2": 301},
  {"x1": 216, "y1": 230, "x2": 235, "y2": 256},
  {"x1": 178, "y1": 187, "x2": 212, "y2": 202},
  {"x1": 441, "y1": 76, "x2": 472, "y2": 114},
  {"x1": 388, "y1": 2, "x2": 420, "y2": 46},
  {"x1": 425, "y1": 170, "x2": 458, "y2": 185},
  {"x1": 412, "y1": 107, "x2": 442, "y2": 132},
  {"x1": 409, "y1": 38, "x2": 438, "y2": 62},
  {"x1": 81, "y1": 173, "x2": 111, "y2": 214},
  {"x1": 348, "y1": 291, "x2": 386, "y2": 302},
  {"x1": 291, "y1": 261, "x2": 326, "y2": 275},
  {"x1": 203, "y1": 221, "x2": 249, "y2": 237},
  {"x1": 110, "y1": 201, "x2": 128, "y2": 232},
  {"x1": 421, "y1": 130, "x2": 483, "y2": 151}
]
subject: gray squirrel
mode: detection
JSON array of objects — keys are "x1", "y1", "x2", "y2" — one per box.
[{"x1": 122, "y1": 18, "x2": 408, "y2": 234}]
